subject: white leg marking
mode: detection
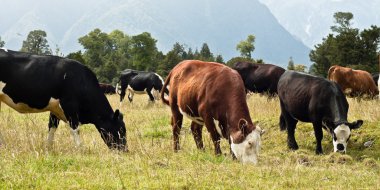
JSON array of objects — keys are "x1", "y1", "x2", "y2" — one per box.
[
  {"x1": 71, "y1": 128, "x2": 81, "y2": 147},
  {"x1": 47, "y1": 127, "x2": 57, "y2": 149}
]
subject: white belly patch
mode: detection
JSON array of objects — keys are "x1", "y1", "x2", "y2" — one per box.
[
  {"x1": 0, "y1": 83, "x2": 67, "y2": 122},
  {"x1": 179, "y1": 107, "x2": 204, "y2": 125}
]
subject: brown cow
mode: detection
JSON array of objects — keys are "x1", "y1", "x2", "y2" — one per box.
[
  {"x1": 328, "y1": 65, "x2": 378, "y2": 97},
  {"x1": 161, "y1": 60, "x2": 263, "y2": 164}
]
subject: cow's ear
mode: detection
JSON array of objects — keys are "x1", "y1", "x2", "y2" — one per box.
[
  {"x1": 349, "y1": 120, "x2": 363, "y2": 130},
  {"x1": 322, "y1": 119, "x2": 334, "y2": 130},
  {"x1": 113, "y1": 109, "x2": 121, "y2": 120}
]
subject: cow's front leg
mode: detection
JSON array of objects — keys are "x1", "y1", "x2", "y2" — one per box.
[{"x1": 313, "y1": 122, "x2": 323, "y2": 154}]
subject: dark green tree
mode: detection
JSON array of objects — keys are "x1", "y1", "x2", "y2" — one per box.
[
  {"x1": 78, "y1": 29, "x2": 131, "y2": 83},
  {"x1": 215, "y1": 54, "x2": 224, "y2": 64},
  {"x1": 130, "y1": 32, "x2": 159, "y2": 71},
  {"x1": 20, "y1": 30, "x2": 52, "y2": 55},
  {"x1": 66, "y1": 51, "x2": 86, "y2": 65},
  {"x1": 199, "y1": 43, "x2": 214, "y2": 61},
  {"x1": 226, "y1": 56, "x2": 255, "y2": 67},
  {"x1": 309, "y1": 34, "x2": 335, "y2": 77},
  {"x1": 331, "y1": 12, "x2": 354, "y2": 33},
  {"x1": 158, "y1": 42, "x2": 186, "y2": 76},
  {"x1": 236, "y1": 34, "x2": 255, "y2": 58}
]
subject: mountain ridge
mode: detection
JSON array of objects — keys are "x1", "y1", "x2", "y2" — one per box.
[{"x1": 1, "y1": 0, "x2": 311, "y2": 68}]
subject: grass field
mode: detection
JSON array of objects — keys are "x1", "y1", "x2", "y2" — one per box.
[{"x1": 0, "y1": 94, "x2": 379, "y2": 189}]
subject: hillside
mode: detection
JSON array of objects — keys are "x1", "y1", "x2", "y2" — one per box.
[{"x1": 0, "y1": 0, "x2": 311, "y2": 67}]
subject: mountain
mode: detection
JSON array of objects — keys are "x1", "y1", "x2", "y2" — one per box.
[
  {"x1": 259, "y1": 0, "x2": 380, "y2": 48},
  {"x1": 0, "y1": 0, "x2": 311, "y2": 68}
]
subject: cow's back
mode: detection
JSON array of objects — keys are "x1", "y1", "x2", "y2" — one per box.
[{"x1": 169, "y1": 60, "x2": 245, "y2": 113}]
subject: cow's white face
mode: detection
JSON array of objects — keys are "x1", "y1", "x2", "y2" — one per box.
[
  {"x1": 332, "y1": 124, "x2": 351, "y2": 153},
  {"x1": 230, "y1": 127, "x2": 262, "y2": 164}
]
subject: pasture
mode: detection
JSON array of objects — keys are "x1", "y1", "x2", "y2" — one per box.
[{"x1": 0, "y1": 94, "x2": 379, "y2": 189}]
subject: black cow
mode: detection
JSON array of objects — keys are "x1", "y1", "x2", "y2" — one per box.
[
  {"x1": 0, "y1": 49, "x2": 127, "y2": 150},
  {"x1": 233, "y1": 62, "x2": 285, "y2": 96},
  {"x1": 116, "y1": 69, "x2": 168, "y2": 103},
  {"x1": 277, "y1": 71, "x2": 363, "y2": 154}
]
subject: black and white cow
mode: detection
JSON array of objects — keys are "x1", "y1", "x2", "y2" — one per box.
[
  {"x1": 0, "y1": 49, "x2": 127, "y2": 150},
  {"x1": 277, "y1": 71, "x2": 363, "y2": 154},
  {"x1": 116, "y1": 69, "x2": 168, "y2": 103}
]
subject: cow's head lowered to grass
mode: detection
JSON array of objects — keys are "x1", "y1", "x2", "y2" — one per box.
[
  {"x1": 230, "y1": 119, "x2": 264, "y2": 164},
  {"x1": 323, "y1": 120, "x2": 363, "y2": 153}
]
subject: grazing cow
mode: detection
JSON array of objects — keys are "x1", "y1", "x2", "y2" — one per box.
[
  {"x1": 0, "y1": 49, "x2": 127, "y2": 150},
  {"x1": 161, "y1": 60, "x2": 263, "y2": 164},
  {"x1": 233, "y1": 62, "x2": 285, "y2": 96},
  {"x1": 328, "y1": 65, "x2": 378, "y2": 97},
  {"x1": 116, "y1": 69, "x2": 167, "y2": 103},
  {"x1": 278, "y1": 71, "x2": 363, "y2": 154},
  {"x1": 99, "y1": 83, "x2": 116, "y2": 95}
]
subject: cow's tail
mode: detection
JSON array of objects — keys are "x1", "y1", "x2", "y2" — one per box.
[
  {"x1": 327, "y1": 66, "x2": 336, "y2": 80},
  {"x1": 161, "y1": 72, "x2": 171, "y2": 106}
]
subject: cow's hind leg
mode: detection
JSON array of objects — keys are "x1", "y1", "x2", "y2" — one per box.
[
  {"x1": 47, "y1": 113, "x2": 60, "y2": 149},
  {"x1": 312, "y1": 122, "x2": 324, "y2": 154},
  {"x1": 280, "y1": 101, "x2": 299, "y2": 150},
  {"x1": 146, "y1": 87, "x2": 155, "y2": 102},
  {"x1": 190, "y1": 121, "x2": 204, "y2": 150},
  {"x1": 171, "y1": 105, "x2": 183, "y2": 152}
]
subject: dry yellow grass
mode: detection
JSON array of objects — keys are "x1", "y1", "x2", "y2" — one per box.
[{"x1": 0, "y1": 94, "x2": 379, "y2": 189}]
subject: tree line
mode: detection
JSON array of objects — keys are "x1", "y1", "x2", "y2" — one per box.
[
  {"x1": 0, "y1": 29, "x2": 257, "y2": 84},
  {"x1": 1, "y1": 11, "x2": 379, "y2": 82}
]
